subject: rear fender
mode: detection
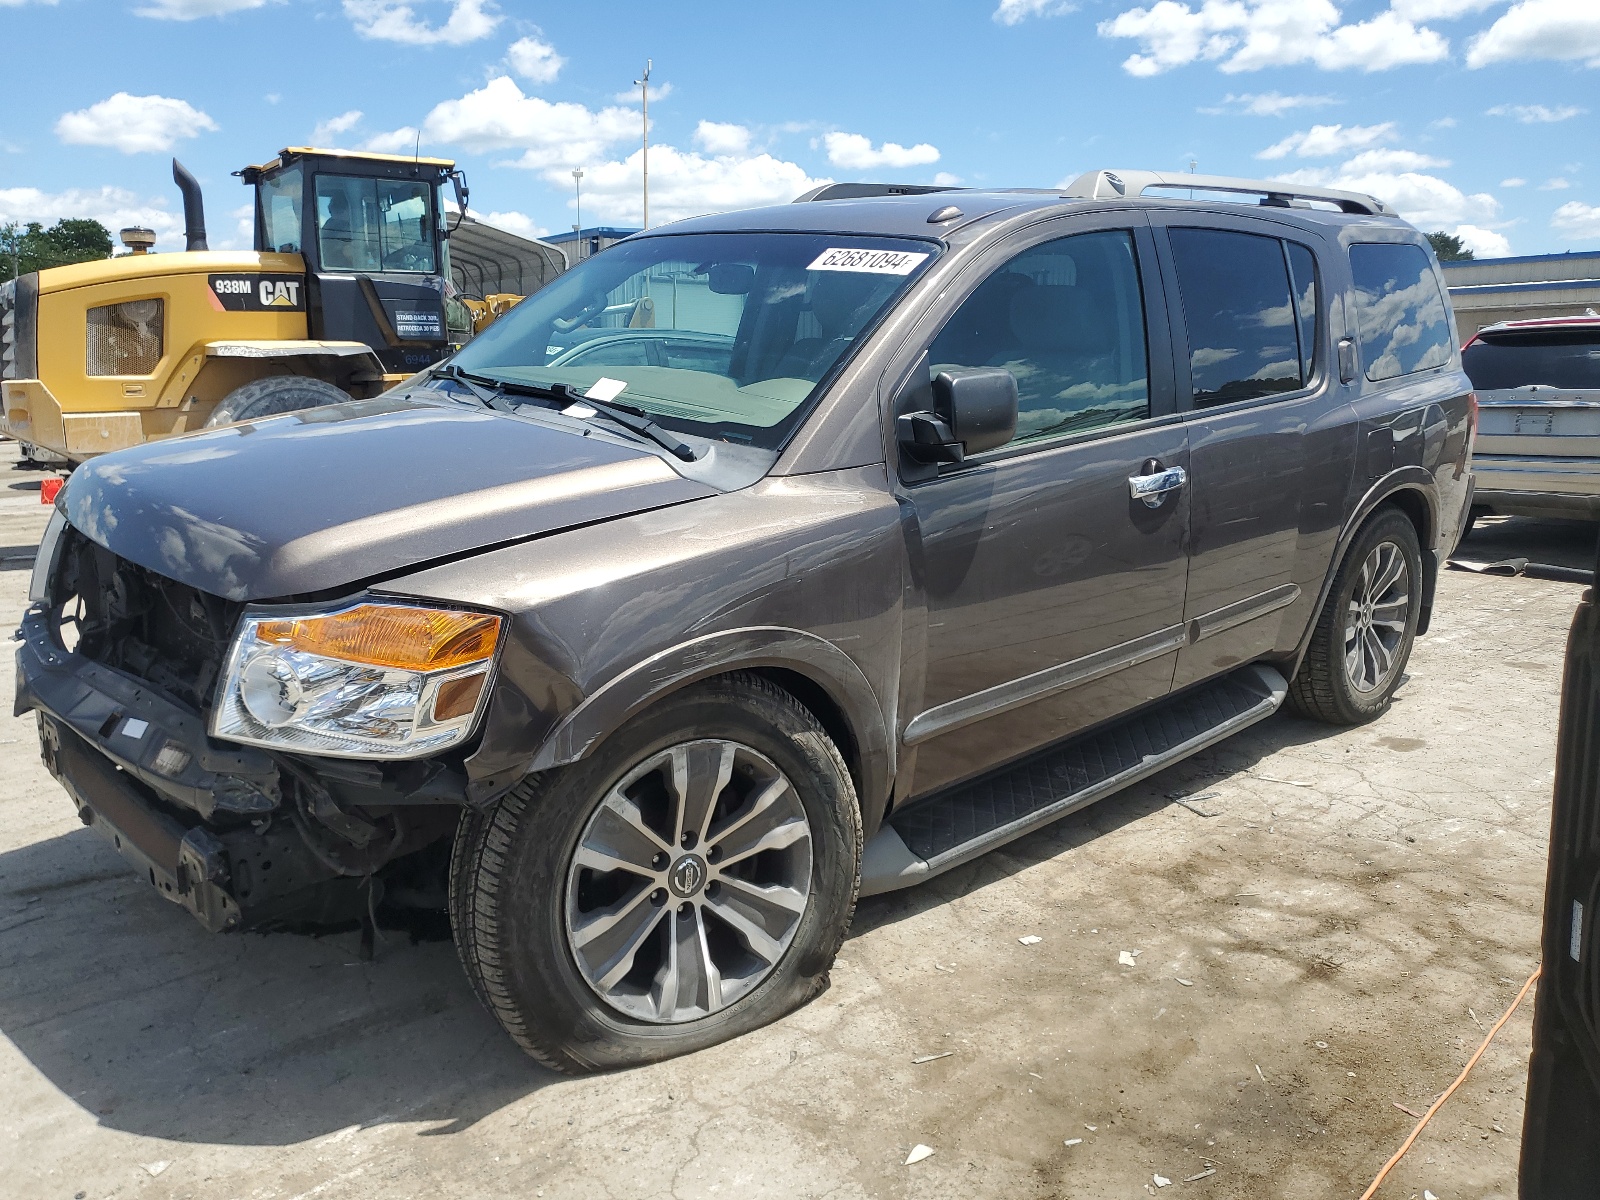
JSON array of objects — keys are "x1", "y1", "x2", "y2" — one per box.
[{"x1": 1289, "y1": 469, "x2": 1439, "y2": 674}]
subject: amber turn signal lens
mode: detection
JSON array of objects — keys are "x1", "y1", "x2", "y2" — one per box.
[
  {"x1": 255, "y1": 605, "x2": 501, "y2": 671},
  {"x1": 432, "y1": 671, "x2": 488, "y2": 722}
]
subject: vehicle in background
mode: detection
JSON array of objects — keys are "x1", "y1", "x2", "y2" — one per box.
[
  {"x1": 0, "y1": 149, "x2": 561, "y2": 468},
  {"x1": 1460, "y1": 315, "x2": 1600, "y2": 537},
  {"x1": 17, "y1": 169, "x2": 1474, "y2": 1073},
  {"x1": 1519, "y1": 535, "x2": 1600, "y2": 1198}
]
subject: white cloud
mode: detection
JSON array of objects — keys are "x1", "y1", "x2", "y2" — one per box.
[
  {"x1": 1391, "y1": 0, "x2": 1500, "y2": 18},
  {"x1": 1099, "y1": 0, "x2": 1449, "y2": 76},
  {"x1": 1339, "y1": 148, "x2": 1450, "y2": 172},
  {"x1": 0, "y1": 0, "x2": 60, "y2": 7},
  {"x1": 405, "y1": 76, "x2": 636, "y2": 168},
  {"x1": 1486, "y1": 103, "x2": 1586, "y2": 123},
  {"x1": 1430, "y1": 116, "x2": 1457, "y2": 128},
  {"x1": 1258, "y1": 121, "x2": 1395, "y2": 159},
  {"x1": 611, "y1": 81, "x2": 673, "y2": 105},
  {"x1": 823, "y1": 131, "x2": 940, "y2": 170},
  {"x1": 55, "y1": 93, "x2": 218, "y2": 154},
  {"x1": 1277, "y1": 163, "x2": 1501, "y2": 228},
  {"x1": 343, "y1": 0, "x2": 499, "y2": 45},
  {"x1": 311, "y1": 109, "x2": 363, "y2": 145},
  {"x1": 363, "y1": 126, "x2": 419, "y2": 154},
  {"x1": 1540, "y1": 177, "x2": 1573, "y2": 190},
  {"x1": 1467, "y1": 0, "x2": 1600, "y2": 68},
  {"x1": 1501, "y1": 177, "x2": 1527, "y2": 187},
  {"x1": 506, "y1": 34, "x2": 563, "y2": 84},
  {"x1": 1312, "y1": 10, "x2": 1450, "y2": 70},
  {"x1": 474, "y1": 209, "x2": 549, "y2": 240},
  {"x1": 134, "y1": 0, "x2": 268, "y2": 16},
  {"x1": 542, "y1": 146, "x2": 827, "y2": 227},
  {"x1": 1203, "y1": 91, "x2": 1339, "y2": 115},
  {"x1": 993, "y1": 0, "x2": 1075, "y2": 24},
  {"x1": 1453, "y1": 223, "x2": 1512, "y2": 257},
  {"x1": 0, "y1": 184, "x2": 184, "y2": 249},
  {"x1": 693, "y1": 121, "x2": 752, "y2": 156},
  {"x1": 1552, "y1": 200, "x2": 1600, "y2": 239},
  {"x1": 933, "y1": 171, "x2": 964, "y2": 186}
]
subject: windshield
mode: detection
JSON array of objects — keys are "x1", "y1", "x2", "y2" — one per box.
[
  {"x1": 1463, "y1": 328, "x2": 1600, "y2": 391},
  {"x1": 446, "y1": 231, "x2": 937, "y2": 451},
  {"x1": 315, "y1": 174, "x2": 437, "y2": 273}
]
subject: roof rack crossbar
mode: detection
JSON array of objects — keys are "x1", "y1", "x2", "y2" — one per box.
[{"x1": 1060, "y1": 169, "x2": 1396, "y2": 217}]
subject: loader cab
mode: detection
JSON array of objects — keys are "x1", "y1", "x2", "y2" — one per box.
[{"x1": 240, "y1": 147, "x2": 463, "y2": 376}]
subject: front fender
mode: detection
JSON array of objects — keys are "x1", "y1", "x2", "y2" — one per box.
[{"x1": 524, "y1": 626, "x2": 894, "y2": 835}]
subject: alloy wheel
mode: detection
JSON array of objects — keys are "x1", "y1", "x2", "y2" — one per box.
[
  {"x1": 564, "y1": 739, "x2": 814, "y2": 1024},
  {"x1": 1343, "y1": 541, "x2": 1412, "y2": 694}
]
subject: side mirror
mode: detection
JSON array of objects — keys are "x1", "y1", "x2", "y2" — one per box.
[{"x1": 897, "y1": 367, "x2": 1018, "y2": 466}]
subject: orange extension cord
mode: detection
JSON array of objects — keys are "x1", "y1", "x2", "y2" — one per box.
[{"x1": 1358, "y1": 966, "x2": 1543, "y2": 1200}]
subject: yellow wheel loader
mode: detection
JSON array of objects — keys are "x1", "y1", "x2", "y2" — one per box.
[{"x1": 0, "y1": 149, "x2": 559, "y2": 466}]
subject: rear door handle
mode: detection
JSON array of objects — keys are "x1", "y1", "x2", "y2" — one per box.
[{"x1": 1128, "y1": 464, "x2": 1187, "y2": 508}]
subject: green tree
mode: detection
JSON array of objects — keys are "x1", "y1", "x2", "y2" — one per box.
[
  {"x1": 1426, "y1": 231, "x2": 1475, "y2": 262},
  {"x1": 1, "y1": 217, "x2": 114, "y2": 281}
]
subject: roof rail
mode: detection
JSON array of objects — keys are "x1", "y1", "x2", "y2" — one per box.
[
  {"x1": 794, "y1": 182, "x2": 963, "y2": 203},
  {"x1": 1060, "y1": 169, "x2": 1396, "y2": 217}
]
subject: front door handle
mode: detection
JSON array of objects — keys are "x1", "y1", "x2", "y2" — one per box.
[{"x1": 1128, "y1": 464, "x2": 1187, "y2": 508}]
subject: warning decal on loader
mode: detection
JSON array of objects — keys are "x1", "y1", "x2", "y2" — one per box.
[{"x1": 208, "y1": 274, "x2": 306, "y2": 312}]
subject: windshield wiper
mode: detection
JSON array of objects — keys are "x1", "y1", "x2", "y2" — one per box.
[
  {"x1": 431, "y1": 363, "x2": 512, "y2": 411},
  {"x1": 443, "y1": 368, "x2": 701, "y2": 462}
]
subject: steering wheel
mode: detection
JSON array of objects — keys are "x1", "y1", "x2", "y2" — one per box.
[{"x1": 383, "y1": 245, "x2": 430, "y2": 271}]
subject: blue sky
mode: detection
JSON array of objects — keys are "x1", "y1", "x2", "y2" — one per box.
[{"x1": 3, "y1": 0, "x2": 1598, "y2": 257}]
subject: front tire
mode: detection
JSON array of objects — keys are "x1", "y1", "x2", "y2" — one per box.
[
  {"x1": 203, "y1": 375, "x2": 350, "y2": 428},
  {"x1": 1287, "y1": 507, "x2": 1422, "y2": 725},
  {"x1": 450, "y1": 673, "x2": 861, "y2": 1073}
]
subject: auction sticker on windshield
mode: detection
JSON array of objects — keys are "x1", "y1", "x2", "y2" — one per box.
[{"x1": 807, "y1": 247, "x2": 929, "y2": 274}]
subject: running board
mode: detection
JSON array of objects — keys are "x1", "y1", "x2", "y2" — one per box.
[{"x1": 859, "y1": 664, "x2": 1288, "y2": 896}]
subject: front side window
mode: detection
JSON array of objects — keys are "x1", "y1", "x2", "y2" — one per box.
[
  {"x1": 1349, "y1": 242, "x2": 1453, "y2": 382},
  {"x1": 1169, "y1": 228, "x2": 1306, "y2": 407},
  {"x1": 928, "y1": 229, "x2": 1151, "y2": 443},
  {"x1": 258, "y1": 166, "x2": 302, "y2": 253},
  {"x1": 314, "y1": 175, "x2": 436, "y2": 273},
  {"x1": 449, "y1": 232, "x2": 934, "y2": 452}
]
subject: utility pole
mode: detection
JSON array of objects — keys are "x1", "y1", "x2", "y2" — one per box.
[
  {"x1": 634, "y1": 59, "x2": 652, "y2": 229},
  {"x1": 572, "y1": 167, "x2": 584, "y2": 248}
]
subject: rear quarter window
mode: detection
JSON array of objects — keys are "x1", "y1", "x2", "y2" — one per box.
[{"x1": 1349, "y1": 243, "x2": 1454, "y2": 382}]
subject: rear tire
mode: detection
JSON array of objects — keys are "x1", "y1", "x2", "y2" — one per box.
[
  {"x1": 203, "y1": 375, "x2": 350, "y2": 427},
  {"x1": 1287, "y1": 507, "x2": 1422, "y2": 725},
  {"x1": 450, "y1": 673, "x2": 861, "y2": 1073}
]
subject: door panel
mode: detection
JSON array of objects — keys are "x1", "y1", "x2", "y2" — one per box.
[
  {"x1": 1153, "y1": 216, "x2": 1355, "y2": 689},
  {"x1": 896, "y1": 218, "x2": 1189, "y2": 800},
  {"x1": 905, "y1": 424, "x2": 1190, "y2": 797}
]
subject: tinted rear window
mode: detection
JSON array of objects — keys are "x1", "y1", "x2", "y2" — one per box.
[
  {"x1": 1168, "y1": 228, "x2": 1308, "y2": 407},
  {"x1": 1462, "y1": 330, "x2": 1600, "y2": 391},
  {"x1": 1349, "y1": 243, "x2": 1453, "y2": 382}
]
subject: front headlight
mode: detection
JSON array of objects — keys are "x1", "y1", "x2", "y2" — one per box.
[{"x1": 211, "y1": 601, "x2": 502, "y2": 759}]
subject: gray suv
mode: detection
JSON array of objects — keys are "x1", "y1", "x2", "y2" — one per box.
[{"x1": 16, "y1": 169, "x2": 1474, "y2": 1072}]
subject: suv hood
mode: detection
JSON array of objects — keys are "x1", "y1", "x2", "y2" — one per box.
[{"x1": 61, "y1": 395, "x2": 717, "y2": 601}]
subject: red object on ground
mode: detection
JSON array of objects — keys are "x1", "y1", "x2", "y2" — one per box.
[{"x1": 39, "y1": 477, "x2": 63, "y2": 505}]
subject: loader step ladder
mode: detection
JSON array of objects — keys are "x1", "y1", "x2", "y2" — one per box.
[{"x1": 859, "y1": 663, "x2": 1288, "y2": 895}]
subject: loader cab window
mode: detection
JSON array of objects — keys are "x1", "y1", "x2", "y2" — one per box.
[
  {"x1": 313, "y1": 175, "x2": 436, "y2": 274},
  {"x1": 258, "y1": 166, "x2": 303, "y2": 254}
]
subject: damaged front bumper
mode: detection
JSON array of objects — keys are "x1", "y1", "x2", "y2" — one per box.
[{"x1": 14, "y1": 605, "x2": 398, "y2": 931}]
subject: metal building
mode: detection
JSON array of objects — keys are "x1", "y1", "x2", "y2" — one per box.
[
  {"x1": 1442, "y1": 251, "x2": 1600, "y2": 342},
  {"x1": 544, "y1": 227, "x2": 641, "y2": 267}
]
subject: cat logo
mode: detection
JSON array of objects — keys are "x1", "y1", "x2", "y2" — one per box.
[
  {"x1": 259, "y1": 279, "x2": 300, "y2": 307},
  {"x1": 207, "y1": 273, "x2": 306, "y2": 313}
]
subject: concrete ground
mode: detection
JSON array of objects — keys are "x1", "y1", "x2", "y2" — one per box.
[{"x1": 2, "y1": 439, "x2": 1593, "y2": 1200}]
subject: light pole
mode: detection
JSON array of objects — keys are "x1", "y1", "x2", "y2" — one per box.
[
  {"x1": 633, "y1": 59, "x2": 652, "y2": 229},
  {"x1": 572, "y1": 168, "x2": 584, "y2": 249}
]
